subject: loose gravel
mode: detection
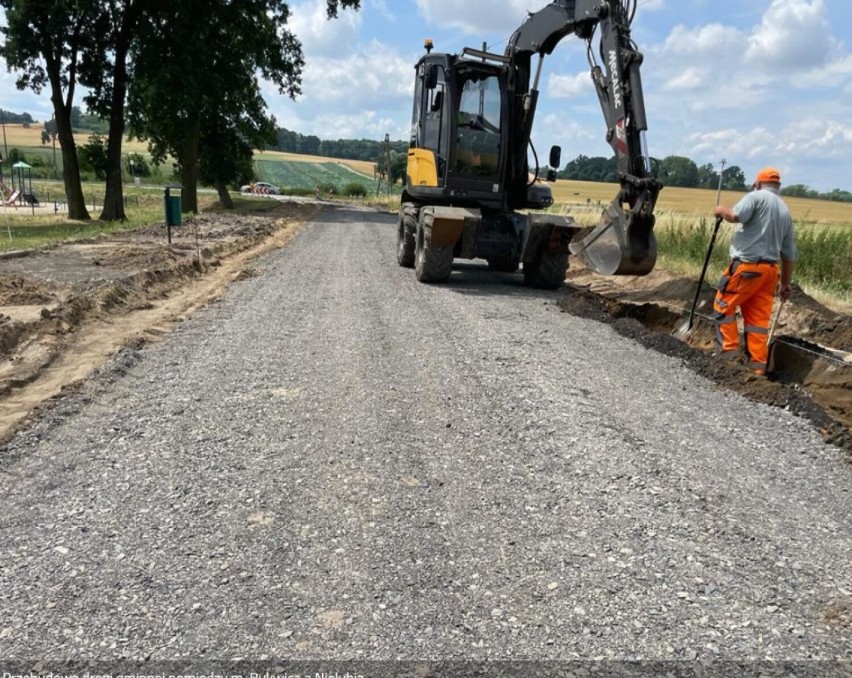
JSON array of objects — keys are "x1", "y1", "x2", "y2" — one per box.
[{"x1": 0, "y1": 205, "x2": 850, "y2": 666}]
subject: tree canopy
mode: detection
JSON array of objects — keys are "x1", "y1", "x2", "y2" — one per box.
[{"x1": 1, "y1": 0, "x2": 361, "y2": 219}]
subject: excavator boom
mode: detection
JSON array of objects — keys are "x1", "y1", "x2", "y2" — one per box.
[{"x1": 506, "y1": 0, "x2": 661, "y2": 275}]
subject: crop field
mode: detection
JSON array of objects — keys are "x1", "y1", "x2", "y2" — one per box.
[
  {"x1": 254, "y1": 158, "x2": 389, "y2": 195},
  {"x1": 1, "y1": 122, "x2": 150, "y2": 154},
  {"x1": 550, "y1": 179, "x2": 852, "y2": 227},
  {"x1": 258, "y1": 150, "x2": 376, "y2": 177}
]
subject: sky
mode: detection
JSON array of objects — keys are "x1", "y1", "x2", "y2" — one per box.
[{"x1": 1, "y1": 0, "x2": 851, "y2": 192}]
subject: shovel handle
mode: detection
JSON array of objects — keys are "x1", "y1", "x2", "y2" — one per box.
[
  {"x1": 686, "y1": 216, "x2": 723, "y2": 328},
  {"x1": 768, "y1": 297, "x2": 785, "y2": 344}
]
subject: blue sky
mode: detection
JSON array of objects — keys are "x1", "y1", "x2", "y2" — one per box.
[{"x1": 2, "y1": 0, "x2": 851, "y2": 191}]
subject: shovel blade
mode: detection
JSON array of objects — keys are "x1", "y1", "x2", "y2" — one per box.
[{"x1": 569, "y1": 203, "x2": 657, "y2": 276}]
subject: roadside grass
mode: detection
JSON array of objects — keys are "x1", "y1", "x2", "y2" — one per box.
[{"x1": 649, "y1": 212, "x2": 851, "y2": 309}]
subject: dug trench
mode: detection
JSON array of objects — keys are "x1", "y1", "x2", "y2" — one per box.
[{"x1": 562, "y1": 267, "x2": 852, "y2": 457}]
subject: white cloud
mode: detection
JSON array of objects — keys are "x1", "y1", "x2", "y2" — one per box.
[
  {"x1": 547, "y1": 71, "x2": 589, "y2": 99},
  {"x1": 289, "y1": 0, "x2": 362, "y2": 58},
  {"x1": 662, "y1": 66, "x2": 711, "y2": 92},
  {"x1": 744, "y1": 0, "x2": 835, "y2": 71},
  {"x1": 777, "y1": 118, "x2": 852, "y2": 159},
  {"x1": 298, "y1": 41, "x2": 414, "y2": 106},
  {"x1": 790, "y1": 54, "x2": 852, "y2": 89},
  {"x1": 368, "y1": 0, "x2": 396, "y2": 22},
  {"x1": 413, "y1": 0, "x2": 546, "y2": 35},
  {"x1": 661, "y1": 23, "x2": 743, "y2": 58}
]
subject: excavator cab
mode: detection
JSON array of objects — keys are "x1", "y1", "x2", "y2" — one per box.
[{"x1": 407, "y1": 54, "x2": 511, "y2": 210}]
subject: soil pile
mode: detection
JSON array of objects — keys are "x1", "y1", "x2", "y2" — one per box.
[{"x1": 563, "y1": 266, "x2": 852, "y2": 455}]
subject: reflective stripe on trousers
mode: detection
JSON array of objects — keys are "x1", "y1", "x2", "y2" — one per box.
[{"x1": 713, "y1": 260, "x2": 779, "y2": 374}]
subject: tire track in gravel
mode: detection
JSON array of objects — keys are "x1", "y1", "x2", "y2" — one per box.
[{"x1": 0, "y1": 205, "x2": 849, "y2": 663}]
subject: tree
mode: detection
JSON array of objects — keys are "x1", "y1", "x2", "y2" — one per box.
[
  {"x1": 723, "y1": 165, "x2": 747, "y2": 191},
  {"x1": 41, "y1": 116, "x2": 58, "y2": 173},
  {"x1": 128, "y1": 0, "x2": 360, "y2": 214},
  {"x1": 557, "y1": 154, "x2": 617, "y2": 182},
  {"x1": 659, "y1": 156, "x2": 698, "y2": 188},
  {"x1": 696, "y1": 163, "x2": 719, "y2": 190},
  {"x1": 79, "y1": 0, "x2": 147, "y2": 221},
  {"x1": 198, "y1": 103, "x2": 275, "y2": 209},
  {"x1": 0, "y1": 0, "x2": 99, "y2": 220}
]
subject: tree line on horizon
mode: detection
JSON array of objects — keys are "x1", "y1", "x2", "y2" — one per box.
[
  {"x1": 558, "y1": 154, "x2": 852, "y2": 202},
  {"x1": 273, "y1": 127, "x2": 852, "y2": 203}
]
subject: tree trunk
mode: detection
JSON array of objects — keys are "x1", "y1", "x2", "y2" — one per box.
[
  {"x1": 51, "y1": 96, "x2": 90, "y2": 221},
  {"x1": 100, "y1": 105, "x2": 127, "y2": 221},
  {"x1": 43, "y1": 33, "x2": 89, "y2": 221},
  {"x1": 179, "y1": 116, "x2": 202, "y2": 214},
  {"x1": 99, "y1": 5, "x2": 139, "y2": 222},
  {"x1": 216, "y1": 181, "x2": 234, "y2": 209}
]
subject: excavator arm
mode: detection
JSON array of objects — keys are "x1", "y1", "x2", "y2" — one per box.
[{"x1": 505, "y1": 0, "x2": 662, "y2": 275}]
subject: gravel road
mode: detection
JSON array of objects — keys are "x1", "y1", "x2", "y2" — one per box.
[{"x1": 1, "y1": 205, "x2": 850, "y2": 666}]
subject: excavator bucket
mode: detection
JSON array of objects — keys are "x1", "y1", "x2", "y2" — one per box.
[{"x1": 569, "y1": 202, "x2": 657, "y2": 276}]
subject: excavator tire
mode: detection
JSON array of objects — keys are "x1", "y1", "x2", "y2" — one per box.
[
  {"x1": 487, "y1": 256, "x2": 520, "y2": 273},
  {"x1": 397, "y1": 212, "x2": 416, "y2": 267},
  {"x1": 415, "y1": 212, "x2": 453, "y2": 283},
  {"x1": 523, "y1": 251, "x2": 568, "y2": 290}
]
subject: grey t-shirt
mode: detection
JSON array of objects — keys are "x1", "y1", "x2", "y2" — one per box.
[{"x1": 731, "y1": 187, "x2": 797, "y2": 262}]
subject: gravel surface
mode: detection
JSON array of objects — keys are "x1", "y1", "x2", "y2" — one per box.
[{"x1": 0, "y1": 205, "x2": 850, "y2": 665}]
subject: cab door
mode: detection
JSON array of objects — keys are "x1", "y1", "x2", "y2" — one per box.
[{"x1": 408, "y1": 60, "x2": 450, "y2": 187}]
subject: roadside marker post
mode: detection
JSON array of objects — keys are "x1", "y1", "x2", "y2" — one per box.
[{"x1": 163, "y1": 184, "x2": 182, "y2": 244}]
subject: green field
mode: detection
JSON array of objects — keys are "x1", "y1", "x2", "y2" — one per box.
[{"x1": 254, "y1": 159, "x2": 397, "y2": 196}]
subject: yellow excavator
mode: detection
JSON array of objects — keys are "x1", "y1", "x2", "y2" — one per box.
[{"x1": 397, "y1": 0, "x2": 662, "y2": 288}]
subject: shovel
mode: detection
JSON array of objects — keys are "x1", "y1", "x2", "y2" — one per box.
[
  {"x1": 766, "y1": 296, "x2": 786, "y2": 373},
  {"x1": 674, "y1": 216, "x2": 723, "y2": 340}
]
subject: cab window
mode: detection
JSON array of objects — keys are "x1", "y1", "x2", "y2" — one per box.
[{"x1": 454, "y1": 74, "x2": 502, "y2": 177}]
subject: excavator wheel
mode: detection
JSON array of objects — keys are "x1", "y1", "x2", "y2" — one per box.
[
  {"x1": 397, "y1": 212, "x2": 416, "y2": 268},
  {"x1": 523, "y1": 251, "x2": 568, "y2": 290},
  {"x1": 414, "y1": 212, "x2": 453, "y2": 283},
  {"x1": 487, "y1": 256, "x2": 520, "y2": 273}
]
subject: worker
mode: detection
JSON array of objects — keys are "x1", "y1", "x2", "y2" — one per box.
[{"x1": 712, "y1": 167, "x2": 797, "y2": 375}]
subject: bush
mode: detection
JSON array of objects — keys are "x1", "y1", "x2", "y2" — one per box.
[
  {"x1": 7, "y1": 148, "x2": 26, "y2": 164},
  {"x1": 126, "y1": 153, "x2": 151, "y2": 178},
  {"x1": 78, "y1": 134, "x2": 109, "y2": 181},
  {"x1": 342, "y1": 181, "x2": 368, "y2": 197}
]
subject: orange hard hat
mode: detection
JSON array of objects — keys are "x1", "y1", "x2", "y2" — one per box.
[{"x1": 755, "y1": 167, "x2": 781, "y2": 184}]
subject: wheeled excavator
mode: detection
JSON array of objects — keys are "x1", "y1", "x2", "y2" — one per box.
[{"x1": 397, "y1": 0, "x2": 662, "y2": 288}]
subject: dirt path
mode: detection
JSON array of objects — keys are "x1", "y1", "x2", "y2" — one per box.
[{"x1": 0, "y1": 204, "x2": 317, "y2": 442}]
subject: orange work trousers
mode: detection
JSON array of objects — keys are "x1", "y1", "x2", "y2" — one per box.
[{"x1": 712, "y1": 259, "x2": 779, "y2": 374}]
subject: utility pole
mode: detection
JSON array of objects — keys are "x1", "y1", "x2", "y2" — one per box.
[
  {"x1": 384, "y1": 133, "x2": 392, "y2": 199},
  {"x1": 1, "y1": 109, "x2": 7, "y2": 158}
]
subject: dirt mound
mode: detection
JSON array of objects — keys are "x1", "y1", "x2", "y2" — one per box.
[
  {"x1": 0, "y1": 274, "x2": 58, "y2": 306},
  {"x1": 560, "y1": 268, "x2": 852, "y2": 456}
]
